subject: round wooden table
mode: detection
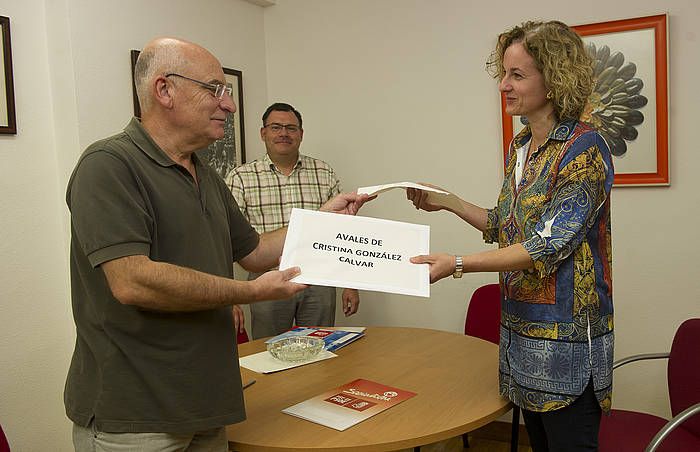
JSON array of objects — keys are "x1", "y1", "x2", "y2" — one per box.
[{"x1": 227, "y1": 326, "x2": 511, "y2": 451}]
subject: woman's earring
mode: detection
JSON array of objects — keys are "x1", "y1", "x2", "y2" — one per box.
[{"x1": 546, "y1": 91, "x2": 553, "y2": 100}]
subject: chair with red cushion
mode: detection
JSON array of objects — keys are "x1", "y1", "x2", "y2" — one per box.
[
  {"x1": 236, "y1": 328, "x2": 250, "y2": 344},
  {"x1": 0, "y1": 422, "x2": 10, "y2": 452},
  {"x1": 464, "y1": 283, "x2": 502, "y2": 344},
  {"x1": 464, "y1": 283, "x2": 520, "y2": 452},
  {"x1": 599, "y1": 318, "x2": 700, "y2": 452}
]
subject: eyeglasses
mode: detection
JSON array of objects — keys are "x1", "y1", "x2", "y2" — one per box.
[
  {"x1": 264, "y1": 123, "x2": 301, "y2": 133},
  {"x1": 165, "y1": 73, "x2": 233, "y2": 99}
]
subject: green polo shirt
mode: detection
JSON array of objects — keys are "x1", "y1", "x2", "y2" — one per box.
[{"x1": 64, "y1": 118, "x2": 259, "y2": 433}]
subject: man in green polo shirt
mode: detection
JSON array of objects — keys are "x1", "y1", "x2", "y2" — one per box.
[{"x1": 65, "y1": 37, "x2": 367, "y2": 452}]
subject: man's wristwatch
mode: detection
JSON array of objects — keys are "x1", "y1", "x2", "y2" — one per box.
[{"x1": 453, "y1": 255, "x2": 463, "y2": 279}]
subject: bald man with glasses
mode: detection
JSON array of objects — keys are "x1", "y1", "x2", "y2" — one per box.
[{"x1": 65, "y1": 38, "x2": 367, "y2": 452}]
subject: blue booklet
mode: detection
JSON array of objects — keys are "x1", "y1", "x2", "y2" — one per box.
[{"x1": 265, "y1": 327, "x2": 365, "y2": 352}]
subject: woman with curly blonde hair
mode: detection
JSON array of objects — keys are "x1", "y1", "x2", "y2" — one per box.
[{"x1": 408, "y1": 21, "x2": 614, "y2": 451}]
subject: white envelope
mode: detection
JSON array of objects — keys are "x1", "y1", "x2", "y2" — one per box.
[
  {"x1": 280, "y1": 209, "x2": 430, "y2": 297},
  {"x1": 357, "y1": 181, "x2": 448, "y2": 197},
  {"x1": 358, "y1": 181, "x2": 463, "y2": 212},
  {"x1": 239, "y1": 349, "x2": 337, "y2": 374}
]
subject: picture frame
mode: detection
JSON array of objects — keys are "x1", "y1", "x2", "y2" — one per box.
[
  {"x1": 0, "y1": 15, "x2": 16, "y2": 134},
  {"x1": 499, "y1": 14, "x2": 669, "y2": 186},
  {"x1": 130, "y1": 50, "x2": 246, "y2": 179}
]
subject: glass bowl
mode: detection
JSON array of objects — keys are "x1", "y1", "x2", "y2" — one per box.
[{"x1": 267, "y1": 336, "x2": 325, "y2": 362}]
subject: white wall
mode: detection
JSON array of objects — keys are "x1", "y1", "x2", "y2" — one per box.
[
  {"x1": 0, "y1": 1, "x2": 75, "y2": 450},
  {"x1": 263, "y1": 0, "x2": 700, "y2": 421},
  {"x1": 0, "y1": 0, "x2": 269, "y2": 450}
]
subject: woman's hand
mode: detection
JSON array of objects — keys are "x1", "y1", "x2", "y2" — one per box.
[
  {"x1": 410, "y1": 253, "x2": 456, "y2": 283},
  {"x1": 406, "y1": 184, "x2": 446, "y2": 212}
]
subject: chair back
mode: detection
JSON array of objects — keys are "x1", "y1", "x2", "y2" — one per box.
[
  {"x1": 236, "y1": 329, "x2": 250, "y2": 344},
  {"x1": 464, "y1": 283, "x2": 502, "y2": 345},
  {"x1": 0, "y1": 422, "x2": 10, "y2": 452},
  {"x1": 668, "y1": 318, "x2": 700, "y2": 437}
]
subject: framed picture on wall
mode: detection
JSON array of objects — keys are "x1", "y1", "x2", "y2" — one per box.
[
  {"x1": 130, "y1": 50, "x2": 247, "y2": 179},
  {"x1": 0, "y1": 15, "x2": 16, "y2": 134},
  {"x1": 499, "y1": 14, "x2": 669, "y2": 186}
]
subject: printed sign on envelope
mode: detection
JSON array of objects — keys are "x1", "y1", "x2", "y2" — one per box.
[{"x1": 279, "y1": 209, "x2": 430, "y2": 297}]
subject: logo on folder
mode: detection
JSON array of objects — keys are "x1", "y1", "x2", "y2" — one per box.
[{"x1": 324, "y1": 393, "x2": 377, "y2": 412}]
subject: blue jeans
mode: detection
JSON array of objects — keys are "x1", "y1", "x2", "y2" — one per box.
[{"x1": 72, "y1": 420, "x2": 227, "y2": 452}]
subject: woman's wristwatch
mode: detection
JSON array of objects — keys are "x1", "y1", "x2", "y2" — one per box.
[{"x1": 453, "y1": 255, "x2": 463, "y2": 279}]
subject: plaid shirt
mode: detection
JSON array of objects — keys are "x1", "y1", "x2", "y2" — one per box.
[
  {"x1": 226, "y1": 153, "x2": 341, "y2": 233},
  {"x1": 485, "y1": 119, "x2": 614, "y2": 413}
]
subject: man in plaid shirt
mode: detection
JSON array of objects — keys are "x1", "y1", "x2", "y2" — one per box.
[{"x1": 226, "y1": 103, "x2": 360, "y2": 339}]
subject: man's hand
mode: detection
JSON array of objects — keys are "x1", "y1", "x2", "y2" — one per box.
[
  {"x1": 410, "y1": 253, "x2": 456, "y2": 283},
  {"x1": 341, "y1": 288, "x2": 360, "y2": 316},
  {"x1": 232, "y1": 305, "x2": 246, "y2": 333},
  {"x1": 320, "y1": 192, "x2": 372, "y2": 215},
  {"x1": 250, "y1": 267, "x2": 308, "y2": 301}
]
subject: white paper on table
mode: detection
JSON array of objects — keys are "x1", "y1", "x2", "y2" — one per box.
[
  {"x1": 239, "y1": 349, "x2": 337, "y2": 374},
  {"x1": 357, "y1": 181, "x2": 463, "y2": 212},
  {"x1": 357, "y1": 181, "x2": 448, "y2": 197},
  {"x1": 280, "y1": 209, "x2": 430, "y2": 297}
]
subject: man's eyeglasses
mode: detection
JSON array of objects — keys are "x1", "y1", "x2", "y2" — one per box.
[
  {"x1": 165, "y1": 73, "x2": 233, "y2": 99},
  {"x1": 264, "y1": 123, "x2": 301, "y2": 133}
]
